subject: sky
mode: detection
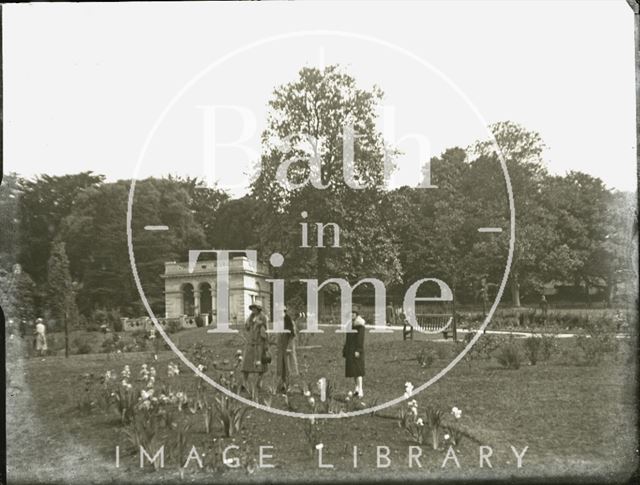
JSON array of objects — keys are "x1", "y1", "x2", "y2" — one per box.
[{"x1": 2, "y1": 1, "x2": 637, "y2": 196}]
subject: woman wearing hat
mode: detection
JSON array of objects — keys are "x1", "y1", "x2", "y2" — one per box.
[
  {"x1": 241, "y1": 301, "x2": 269, "y2": 393},
  {"x1": 343, "y1": 306, "x2": 366, "y2": 398},
  {"x1": 34, "y1": 318, "x2": 48, "y2": 357}
]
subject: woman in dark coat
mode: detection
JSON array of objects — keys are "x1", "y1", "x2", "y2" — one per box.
[
  {"x1": 241, "y1": 302, "x2": 269, "y2": 392},
  {"x1": 343, "y1": 309, "x2": 366, "y2": 397}
]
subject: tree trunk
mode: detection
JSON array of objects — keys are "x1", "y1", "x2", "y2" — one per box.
[
  {"x1": 605, "y1": 273, "x2": 615, "y2": 308},
  {"x1": 316, "y1": 247, "x2": 326, "y2": 321},
  {"x1": 510, "y1": 278, "x2": 521, "y2": 307},
  {"x1": 64, "y1": 309, "x2": 69, "y2": 358}
]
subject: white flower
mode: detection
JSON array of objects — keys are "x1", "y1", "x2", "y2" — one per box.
[
  {"x1": 347, "y1": 391, "x2": 353, "y2": 398},
  {"x1": 404, "y1": 382, "x2": 414, "y2": 395},
  {"x1": 416, "y1": 418, "x2": 424, "y2": 426},
  {"x1": 197, "y1": 364, "x2": 204, "y2": 372},
  {"x1": 236, "y1": 349, "x2": 242, "y2": 355},
  {"x1": 315, "y1": 443, "x2": 324, "y2": 450},
  {"x1": 140, "y1": 400, "x2": 151, "y2": 410},
  {"x1": 303, "y1": 390, "x2": 311, "y2": 397},
  {"x1": 309, "y1": 397, "x2": 315, "y2": 405},
  {"x1": 451, "y1": 406, "x2": 462, "y2": 419},
  {"x1": 444, "y1": 433, "x2": 450, "y2": 440}
]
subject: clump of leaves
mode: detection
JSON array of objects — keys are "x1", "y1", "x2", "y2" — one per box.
[
  {"x1": 123, "y1": 413, "x2": 165, "y2": 470},
  {"x1": 425, "y1": 406, "x2": 443, "y2": 450},
  {"x1": 212, "y1": 393, "x2": 249, "y2": 437},
  {"x1": 495, "y1": 341, "x2": 522, "y2": 369},
  {"x1": 522, "y1": 336, "x2": 541, "y2": 365},
  {"x1": 417, "y1": 348, "x2": 434, "y2": 368}
]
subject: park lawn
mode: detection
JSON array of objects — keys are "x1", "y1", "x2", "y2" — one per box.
[{"x1": 6, "y1": 326, "x2": 638, "y2": 484}]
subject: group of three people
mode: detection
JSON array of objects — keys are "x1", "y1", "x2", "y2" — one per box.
[{"x1": 241, "y1": 302, "x2": 366, "y2": 397}]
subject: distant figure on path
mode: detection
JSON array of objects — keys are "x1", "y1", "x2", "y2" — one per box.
[
  {"x1": 343, "y1": 307, "x2": 366, "y2": 397},
  {"x1": 241, "y1": 302, "x2": 269, "y2": 393},
  {"x1": 34, "y1": 318, "x2": 48, "y2": 357},
  {"x1": 540, "y1": 294, "x2": 549, "y2": 319}
]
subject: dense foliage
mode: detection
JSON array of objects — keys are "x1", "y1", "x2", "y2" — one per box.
[{"x1": 0, "y1": 66, "x2": 636, "y2": 325}]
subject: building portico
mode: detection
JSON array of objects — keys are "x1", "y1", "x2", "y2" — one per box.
[{"x1": 162, "y1": 256, "x2": 271, "y2": 325}]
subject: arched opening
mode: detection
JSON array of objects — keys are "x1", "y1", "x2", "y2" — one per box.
[
  {"x1": 199, "y1": 282, "x2": 212, "y2": 316},
  {"x1": 182, "y1": 283, "x2": 195, "y2": 316}
]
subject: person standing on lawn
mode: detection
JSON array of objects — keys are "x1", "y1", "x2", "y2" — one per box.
[
  {"x1": 343, "y1": 307, "x2": 366, "y2": 397},
  {"x1": 34, "y1": 317, "x2": 48, "y2": 357},
  {"x1": 241, "y1": 301, "x2": 269, "y2": 393},
  {"x1": 275, "y1": 306, "x2": 296, "y2": 393}
]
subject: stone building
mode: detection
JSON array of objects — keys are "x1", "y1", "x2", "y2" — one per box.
[{"x1": 161, "y1": 256, "x2": 271, "y2": 325}]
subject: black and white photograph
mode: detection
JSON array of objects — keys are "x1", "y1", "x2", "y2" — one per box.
[{"x1": 2, "y1": 1, "x2": 639, "y2": 484}]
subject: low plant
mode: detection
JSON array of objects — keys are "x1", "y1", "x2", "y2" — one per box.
[
  {"x1": 302, "y1": 418, "x2": 324, "y2": 456},
  {"x1": 212, "y1": 393, "x2": 249, "y2": 437},
  {"x1": 522, "y1": 336, "x2": 541, "y2": 365},
  {"x1": 417, "y1": 348, "x2": 434, "y2": 368},
  {"x1": 122, "y1": 413, "x2": 165, "y2": 470},
  {"x1": 73, "y1": 337, "x2": 93, "y2": 355},
  {"x1": 425, "y1": 405, "x2": 443, "y2": 450},
  {"x1": 168, "y1": 420, "x2": 193, "y2": 468},
  {"x1": 76, "y1": 373, "x2": 97, "y2": 414},
  {"x1": 495, "y1": 341, "x2": 522, "y2": 369}
]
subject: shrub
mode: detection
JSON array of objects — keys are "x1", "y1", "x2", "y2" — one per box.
[
  {"x1": 417, "y1": 348, "x2": 434, "y2": 368},
  {"x1": 86, "y1": 322, "x2": 101, "y2": 332},
  {"x1": 575, "y1": 336, "x2": 607, "y2": 365},
  {"x1": 195, "y1": 315, "x2": 204, "y2": 328},
  {"x1": 166, "y1": 319, "x2": 182, "y2": 334},
  {"x1": 91, "y1": 309, "x2": 109, "y2": 325},
  {"x1": 495, "y1": 342, "x2": 522, "y2": 369},
  {"x1": 539, "y1": 334, "x2": 557, "y2": 361},
  {"x1": 73, "y1": 337, "x2": 93, "y2": 355},
  {"x1": 111, "y1": 311, "x2": 123, "y2": 332},
  {"x1": 522, "y1": 336, "x2": 541, "y2": 365},
  {"x1": 101, "y1": 334, "x2": 124, "y2": 353}
]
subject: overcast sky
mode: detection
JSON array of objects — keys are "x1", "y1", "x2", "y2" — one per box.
[{"x1": 3, "y1": 1, "x2": 637, "y2": 195}]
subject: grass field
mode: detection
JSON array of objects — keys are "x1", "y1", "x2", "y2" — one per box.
[{"x1": 6, "y1": 322, "x2": 638, "y2": 484}]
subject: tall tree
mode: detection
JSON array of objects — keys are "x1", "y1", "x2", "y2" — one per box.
[
  {"x1": 468, "y1": 121, "x2": 553, "y2": 306},
  {"x1": 47, "y1": 241, "x2": 78, "y2": 357},
  {"x1": 0, "y1": 173, "x2": 22, "y2": 270},
  {"x1": 251, "y1": 65, "x2": 402, "y2": 308},
  {"x1": 0, "y1": 265, "x2": 36, "y2": 323},
  {"x1": 18, "y1": 172, "x2": 104, "y2": 285}
]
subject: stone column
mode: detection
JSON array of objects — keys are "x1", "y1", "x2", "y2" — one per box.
[
  {"x1": 194, "y1": 289, "x2": 201, "y2": 316},
  {"x1": 210, "y1": 284, "x2": 216, "y2": 326}
]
